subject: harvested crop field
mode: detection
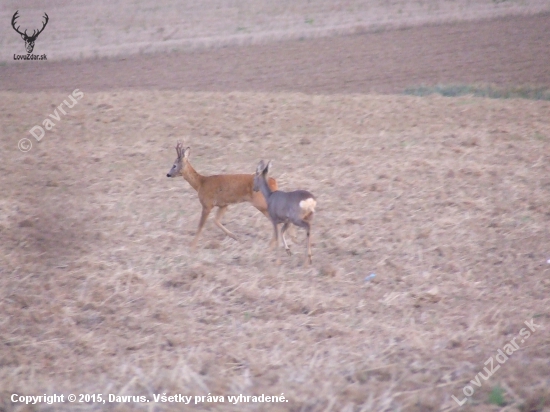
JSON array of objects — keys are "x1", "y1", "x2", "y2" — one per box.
[
  {"x1": 1, "y1": 90, "x2": 549, "y2": 411},
  {"x1": 1, "y1": 2, "x2": 550, "y2": 411}
]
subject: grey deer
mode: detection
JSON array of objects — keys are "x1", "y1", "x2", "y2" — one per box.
[{"x1": 253, "y1": 160, "x2": 317, "y2": 264}]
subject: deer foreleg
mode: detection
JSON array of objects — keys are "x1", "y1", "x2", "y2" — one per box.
[
  {"x1": 269, "y1": 221, "x2": 279, "y2": 250},
  {"x1": 262, "y1": 209, "x2": 297, "y2": 243},
  {"x1": 281, "y1": 222, "x2": 292, "y2": 256},
  {"x1": 287, "y1": 224, "x2": 298, "y2": 243},
  {"x1": 191, "y1": 206, "x2": 212, "y2": 249}
]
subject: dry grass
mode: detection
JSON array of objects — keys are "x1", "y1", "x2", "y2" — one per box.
[{"x1": 1, "y1": 90, "x2": 549, "y2": 411}]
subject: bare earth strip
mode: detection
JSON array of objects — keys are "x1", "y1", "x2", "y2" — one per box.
[
  {"x1": 1, "y1": 13, "x2": 550, "y2": 94},
  {"x1": 1, "y1": 0, "x2": 549, "y2": 63}
]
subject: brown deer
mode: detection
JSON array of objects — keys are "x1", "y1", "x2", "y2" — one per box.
[
  {"x1": 253, "y1": 160, "x2": 316, "y2": 265},
  {"x1": 167, "y1": 142, "x2": 295, "y2": 248}
]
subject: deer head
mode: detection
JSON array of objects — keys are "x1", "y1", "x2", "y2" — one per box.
[
  {"x1": 253, "y1": 160, "x2": 271, "y2": 192},
  {"x1": 166, "y1": 141, "x2": 189, "y2": 178},
  {"x1": 12, "y1": 11, "x2": 49, "y2": 54}
]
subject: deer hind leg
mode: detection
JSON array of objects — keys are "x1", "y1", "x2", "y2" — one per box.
[
  {"x1": 305, "y1": 222, "x2": 312, "y2": 265},
  {"x1": 191, "y1": 206, "x2": 212, "y2": 249},
  {"x1": 294, "y1": 220, "x2": 312, "y2": 265},
  {"x1": 214, "y1": 206, "x2": 238, "y2": 241}
]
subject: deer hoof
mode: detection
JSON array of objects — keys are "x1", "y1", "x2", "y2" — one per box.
[{"x1": 285, "y1": 248, "x2": 292, "y2": 256}]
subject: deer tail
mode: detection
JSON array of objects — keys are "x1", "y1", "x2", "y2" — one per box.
[{"x1": 300, "y1": 197, "x2": 317, "y2": 216}]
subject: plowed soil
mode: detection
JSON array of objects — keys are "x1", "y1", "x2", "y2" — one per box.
[{"x1": 1, "y1": 13, "x2": 550, "y2": 94}]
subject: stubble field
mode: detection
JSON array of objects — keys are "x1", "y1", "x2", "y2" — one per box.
[{"x1": 1, "y1": 89, "x2": 549, "y2": 411}]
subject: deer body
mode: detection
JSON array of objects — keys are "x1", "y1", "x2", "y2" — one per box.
[
  {"x1": 253, "y1": 160, "x2": 316, "y2": 264},
  {"x1": 167, "y1": 142, "x2": 278, "y2": 248},
  {"x1": 188, "y1": 170, "x2": 278, "y2": 216}
]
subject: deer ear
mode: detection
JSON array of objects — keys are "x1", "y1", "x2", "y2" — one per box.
[
  {"x1": 264, "y1": 160, "x2": 272, "y2": 174},
  {"x1": 256, "y1": 160, "x2": 265, "y2": 174},
  {"x1": 183, "y1": 147, "x2": 191, "y2": 159}
]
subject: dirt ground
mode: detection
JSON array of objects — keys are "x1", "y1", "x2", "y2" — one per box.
[
  {"x1": 2, "y1": 13, "x2": 550, "y2": 95},
  {"x1": 1, "y1": 5, "x2": 550, "y2": 412}
]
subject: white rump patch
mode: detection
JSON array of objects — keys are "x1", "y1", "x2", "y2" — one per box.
[{"x1": 299, "y1": 198, "x2": 316, "y2": 213}]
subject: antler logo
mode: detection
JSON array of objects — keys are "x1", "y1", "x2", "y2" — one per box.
[{"x1": 11, "y1": 10, "x2": 49, "y2": 54}]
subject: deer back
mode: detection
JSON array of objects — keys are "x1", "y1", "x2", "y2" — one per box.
[
  {"x1": 267, "y1": 189, "x2": 316, "y2": 223},
  {"x1": 197, "y1": 174, "x2": 277, "y2": 209}
]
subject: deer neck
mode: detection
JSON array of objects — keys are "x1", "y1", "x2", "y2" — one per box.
[
  {"x1": 182, "y1": 162, "x2": 204, "y2": 192},
  {"x1": 257, "y1": 175, "x2": 273, "y2": 201}
]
